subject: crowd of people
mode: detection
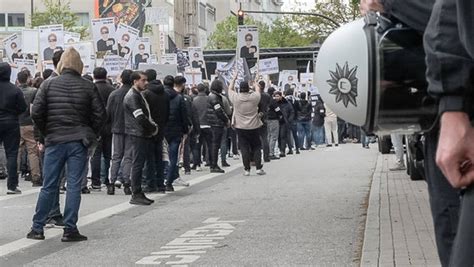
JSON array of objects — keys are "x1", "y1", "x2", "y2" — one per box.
[{"x1": 0, "y1": 47, "x2": 371, "y2": 241}]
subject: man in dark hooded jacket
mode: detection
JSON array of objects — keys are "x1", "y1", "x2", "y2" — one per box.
[
  {"x1": 143, "y1": 69, "x2": 169, "y2": 193},
  {"x1": 275, "y1": 91, "x2": 294, "y2": 158},
  {"x1": 295, "y1": 92, "x2": 313, "y2": 150},
  {"x1": 0, "y1": 62, "x2": 27, "y2": 194}
]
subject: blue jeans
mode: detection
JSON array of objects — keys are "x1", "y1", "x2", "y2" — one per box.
[
  {"x1": 311, "y1": 125, "x2": 325, "y2": 145},
  {"x1": 165, "y1": 136, "x2": 182, "y2": 185},
  {"x1": 297, "y1": 121, "x2": 311, "y2": 149},
  {"x1": 32, "y1": 141, "x2": 87, "y2": 232}
]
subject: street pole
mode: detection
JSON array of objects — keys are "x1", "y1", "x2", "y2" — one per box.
[{"x1": 241, "y1": 10, "x2": 340, "y2": 28}]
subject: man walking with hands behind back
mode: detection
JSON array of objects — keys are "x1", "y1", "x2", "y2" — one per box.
[{"x1": 28, "y1": 47, "x2": 105, "y2": 242}]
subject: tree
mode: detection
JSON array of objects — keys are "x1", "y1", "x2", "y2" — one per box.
[
  {"x1": 206, "y1": 15, "x2": 311, "y2": 50},
  {"x1": 31, "y1": 0, "x2": 88, "y2": 39},
  {"x1": 291, "y1": 0, "x2": 361, "y2": 44}
]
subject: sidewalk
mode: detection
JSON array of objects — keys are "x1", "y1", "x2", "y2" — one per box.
[{"x1": 361, "y1": 154, "x2": 441, "y2": 266}]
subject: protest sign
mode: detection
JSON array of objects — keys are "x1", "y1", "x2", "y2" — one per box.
[
  {"x1": 65, "y1": 41, "x2": 95, "y2": 74},
  {"x1": 10, "y1": 66, "x2": 19, "y2": 84},
  {"x1": 96, "y1": 0, "x2": 151, "y2": 35},
  {"x1": 39, "y1": 24, "x2": 64, "y2": 61},
  {"x1": 149, "y1": 54, "x2": 158, "y2": 64},
  {"x1": 184, "y1": 69, "x2": 203, "y2": 86},
  {"x1": 258, "y1": 57, "x2": 279, "y2": 75},
  {"x1": 133, "y1": 37, "x2": 151, "y2": 69},
  {"x1": 216, "y1": 62, "x2": 227, "y2": 71},
  {"x1": 92, "y1": 17, "x2": 116, "y2": 54},
  {"x1": 300, "y1": 73, "x2": 314, "y2": 84},
  {"x1": 14, "y1": 59, "x2": 36, "y2": 76},
  {"x1": 188, "y1": 47, "x2": 204, "y2": 69},
  {"x1": 103, "y1": 55, "x2": 128, "y2": 77},
  {"x1": 138, "y1": 63, "x2": 177, "y2": 80},
  {"x1": 176, "y1": 49, "x2": 190, "y2": 72},
  {"x1": 216, "y1": 57, "x2": 251, "y2": 92},
  {"x1": 22, "y1": 29, "x2": 39, "y2": 54},
  {"x1": 145, "y1": 7, "x2": 169, "y2": 25},
  {"x1": 64, "y1": 31, "x2": 81, "y2": 44},
  {"x1": 160, "y1": 53, "x2": 177, "y2": 65},
  {"x1": 278, "y1": 70, "x2": 298, "y2": 91},
  {"x1": 237, "y1": 25, "x2": 259, "y2": 59},
  {"x1": 115, "y1": 23, "x2": 139, "y2": 59},
  {"x1": 3, "y1": 34, "x2": 22, "y2": 63}
]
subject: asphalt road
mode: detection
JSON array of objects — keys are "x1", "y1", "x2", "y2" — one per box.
[{"x1": 0, "y1": 144, "x2": 378, "y2": 266}]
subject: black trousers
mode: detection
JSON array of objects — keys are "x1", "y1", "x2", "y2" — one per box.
[
  {"x1": 259, "y1": 123, "x2": 270, "y2": 161},
  {"x1": 210, "y1": 127, "x2": 224, "y2": 168},
  {"x1": 145, "y1": 133, "x2": 165, "y2": 190},
  {"x1": 90, "y1": 134, "x2": 112, "y2": 186},
  {"x1": 236, "y1": 128, "x2": 262, "y2": 171},
  {"x1": 278, "y1": 123, "x2": 288, "y2": 155},
  {"x1": 193, "y1": 128, "x2": 211, "y2": 167},
  {"x1": 129, "y1": 135, "x2": 150, "y2": 195},
  {"x1": 0, "y1": 123, "x2": 20, "y2": 190}
]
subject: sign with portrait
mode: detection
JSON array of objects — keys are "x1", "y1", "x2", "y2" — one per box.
[
  {"x1": 39, "y1": 24, "x2": 64, "y2": 62},
  {"x1": 237, "y1": 25, "x2": 259, "y2": 59},
  {"x1": 65, "y1": 41, "x2": 95, "y2": 74},
  {"x1": 258, "y1": 57, "x2": 279, "y2": 75},
  {"x1": 184, "y1": 69, "x2": 203, "y2": 86},
  {"x1": 14, "y1": 59, "x2": 36, "y2": 77},
  {"x1": 300, "y1": 73, "x2": 314, "y2": 84},
  {"x1": 188, "y1": 47, "x2": 204, "y2": 69},
  {"x1": 91, "y1": 17, "x2": 117, "y2": 55},
  {"x1": 115, "y1": 23, "x2": 139, "y2": 60},
  {"x1": 64, "y1": 31, "x2": 81, "y2": 44},
  {"x1": 132, "y1": 37, "x2": 151, "y2": 69},
  {"x1": 3, "y1": 34, "x2": 22, "y2": 63},
  {"x1": 279, "y1": 70, "x2": 298, "y2": 91}
]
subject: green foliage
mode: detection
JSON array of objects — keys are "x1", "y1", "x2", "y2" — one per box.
[
  {"x1": 31, "y1": 0, "x2": 88, "y2": 39},
  {"x1": 292, "y1": 0, "x2": 361, "y2": 44},
  {"x1": 206, "y1": 15, "x2": 311, "y2": 50}
]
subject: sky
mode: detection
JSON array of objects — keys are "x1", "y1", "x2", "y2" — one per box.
[{"x1": 282, "y1": 0, "x2": 315, "y2": 12}]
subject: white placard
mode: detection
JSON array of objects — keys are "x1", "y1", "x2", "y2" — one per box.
[
  {"x1": 3, "y1": 34, "x2": 22, "y2": 63},
  {"x1": 279, "y1": 70, "x2": 298, "y2": 91},
  {"x1": 149, "y1": 54, "x2": 158, "y2": 64},
  {"x1": 216, "y1": 62, "x2": 227, "y2": 71},
  {"x1": 116, "y1": 23, "x2": 139, "y2": 60},
  {"x1": 145, "y1": 7, "x2": 169, "y2": 25},
  {"x1": 258, "y1": 57, "x2": 279, "y2": 75},
  {"x1": 22, "y1": 29, "x2": 39, "y2": 54},
  {"x1": 138, "y1": 63, "x2": 177, "y2": 80},
  {"x1": 91, "y1": 17, "x2": 116, "y2": 53},
  {"x1": 64, "y1": 31, "x2": 81, "y2": 44},
  {"x1": 14, "y1": 59, "x2": 36, "y2": 76},
  {"x1": 103, "y1": 55, "x2": 128, "y2": 77},
  {"x1": 188, "y1": 47, "x2": 204, "y2": 69},
  {"x1": 65, "y1": 41, "x2": 95, "y2": 74},
  {"x1": 238, "y1": 25, "x2": 259, "y2": 59},
  {"x1": 160, "y1": 53, "x2": 177, "y2": 65},
  {"x1": 184, "y1": 70, "x2": 202, "y2": 86},
  {"x1": 10, "y1": 66, "x2": 18, "y2": 84},
  {"x1": 300, "y1": 73, "x2": 314, "y2": 84},
  {"x1": 133, "y1": 37, "x2": 151, "y2": 69},
  {"x1": 39, "y1": 24, "x2": 64, "y2": 61}
]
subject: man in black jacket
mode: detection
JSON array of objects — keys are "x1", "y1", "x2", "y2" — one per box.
[
  {"x1": 275, "y1": 91, "x2": 294, "y2": 158},
  {"x1": 192, "y1": 83, "x2": 211, "y2": 170},
  {"x1": 284, "y1": 88, "x2": 299, "y2": 154},
  {"x1": 143, "y1": 69, "x2": 169, "y2": 193},
  {"x1": 267, "y1": 87, "x2": 282, "y2": 160},
  {"x1": 296, "y1": 92, "x2": 313, "y2": 150},
  {"x1": 164, "y1": 75, "x2": 188, "y2": 191},
  {"x1": 258, "y1": 81, "x2": 271, "y2": 162},
  {"x1": 311, "y1": 95, "x2": 326, "y2": 147},
  {"x1": 0, "y1": 63, "x2": 27, "y2": 194},
  {"x1": 206, "y1": 80, "x2": 229, "y2": 173},
  {"x1": 28, "y1": 47, "x2": 105, "y2": 242},
  {"x1": 107, "y1": 70, "x2": 133, "y2": 195},
  {"x1": 90, "y1": 67, "x2": 115, "y2": 191},
  {"x1": 123, "y1": 71, "x2": 158, "y2": 205}
]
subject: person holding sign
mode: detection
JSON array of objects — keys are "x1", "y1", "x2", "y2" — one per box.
[
  {"x1": 43, "y1": 33, "x2": 63, "y2": 61},
  {"x1": 97, "y1": 26, "x2": 115, "y2": 52},
  {"x1": 240, "y1": 33, "x2": 258, "y2": 59},
  {"x1": 118, "y1": 34, "x2": 131, "y2": 58}
]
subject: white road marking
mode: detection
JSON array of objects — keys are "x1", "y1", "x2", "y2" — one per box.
[
  {"x1": 0, "y1": 188, "x2": 41, "y2": 202},
  {"x1": 0, "y1": 164, "x2": 242, "y2": 258}
]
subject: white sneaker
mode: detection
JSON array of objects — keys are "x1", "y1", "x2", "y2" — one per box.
[
  {"x1": 389, "y1": 162, "x2": 406, "y2": 171},
  {"x1": 243, "y1": 170, "x2": 250, "y2": 176},
  {"x1": 233, "y1": 155, "x2": 240, "y2": 160},
  {"x1": 173, "y1": 178, "x2": 190, "y2": 187},
  {"x1": 114, "y1": 180, "x2": 122, "y2": 188},
  {"x1": 195, "y1": 166, "x2": 202, "y2": 172},
  {"x1": 256, "y1": 169, "x2": 266, "y2": 175}
]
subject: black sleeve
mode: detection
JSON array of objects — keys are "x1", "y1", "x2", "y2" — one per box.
[
  {"x1": 90, "y1": 85, "x2": 107, "y2": 136},
  {"x1": 210, "y1": 96, "x2": 229, "y2": 124},
  {"x1": 179, "y1": 96, "x2": 189, "y2": 133},
  {"x1": 31, "y1": 80, "x2": 50, "y2": 136},
  {"x1": 16, "y1": 89, "x2": 27, "y2": 115}
]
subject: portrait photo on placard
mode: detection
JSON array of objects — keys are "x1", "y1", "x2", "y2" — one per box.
[
  {"x1": 39, "y1": 25, "x2": 64, "y2": 62},
  {"x1": 133, "y1": 37, "x2": 151, "y2": 69},
  {"x1": 115, "y1": 23, "x2": 139, "y2": 59},
  {"x1": 92, "y1": 18, "x2": 117, "y2": 54},
  {"x1": 3, "y1": 34, "x2": 22, "y2": 63},
  {"x1": 188, "y1": 47, "x2": 204, "y2": 69},
  {"x1": 238, "y1": 26, "x2": 259, "y2": 59}
]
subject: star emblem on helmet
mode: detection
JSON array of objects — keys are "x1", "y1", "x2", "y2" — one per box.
[{"x1": 327, "y1": 62, "x2": 358, "y2": 108}]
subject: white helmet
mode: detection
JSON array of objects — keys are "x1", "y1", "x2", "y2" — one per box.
[{"x1": 316, "y1": 13, "x2": 437, "y2": 135}]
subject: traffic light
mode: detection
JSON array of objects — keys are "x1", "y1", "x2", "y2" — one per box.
[{"x1": 238, "y1": 9, "x2": 244, "y2": 25}]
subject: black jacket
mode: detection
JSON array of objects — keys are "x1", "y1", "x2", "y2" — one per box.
[
  {"x1": 0, "y1": 64, "x2": 27, "y2": 125},
  {"x1": 267, "y1": 99, "x2": 283, "y2": 121},
  {"x1": 296, "y1": 100, "x2": 312, "y2": 122},
  {"x1": 165, "y1": 88, "x2": 188, "y2": 138},
  {"x1": 31, "y1": 69, "x2": 106, "y2": 147},
  {"x1": 207, "y1": 91, "x2": 229, "y2": 128},
  {"x1": 312, "y1": 100, "x2": 326, "y2": 127},
  {"x1": 258, "y1": 92, "x2": 272, "y2": 121},
  {"x1": 144, "y1": 80, "x2": 170, "y2": 130},
  {"x1": 193, "y1": 92, "x2": 210, "y2": 127},
  {"x1": 277, "y1": 98, "x2": 294, "y2": 125},
  {"x1": 183, "y1": 94, "x2": 199, "y2": 134},
  {"x1": 95, "y1": 80, "x2": 115, "y2": 135},
  {"x1": 18, "y1": 84, "x2": 37, "y2": 126},
  {"x1": 123, "y1": 87, "x2": 157, "y2": 138},
  {"x1": 107, "y1": 84, "x2": 131, "y2": 134}
]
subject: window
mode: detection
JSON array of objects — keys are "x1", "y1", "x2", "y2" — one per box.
[
  {"x1": 207, "y1": 5, "x2": 216, "y2": 22},
  {"x1": 199, "y1": 3, "x2": 206, "y2": 30},
  {"x1": 0, "y1": 14, "x2": 5, "y2": 27},
  {"x1": 75, "y1": 12, "x2": 89, "y2": 27},
  {"x1": 7, "y1": 13, "x2": 25, "y2": 27}
]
